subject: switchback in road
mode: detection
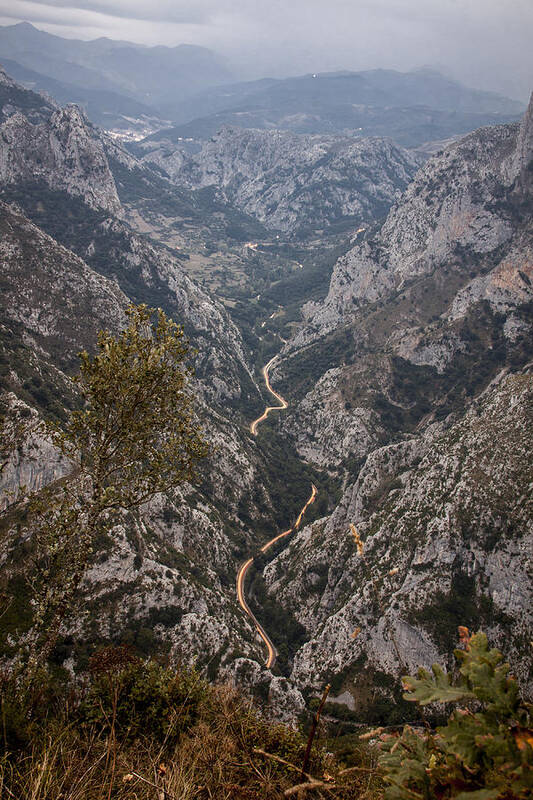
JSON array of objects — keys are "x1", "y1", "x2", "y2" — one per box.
[
  {"x1": 238, "y1": 354, "x2": 317, "y2": 669},
  {"x1": 249, "y1": 356, "x2": 288, "y2": 435}
]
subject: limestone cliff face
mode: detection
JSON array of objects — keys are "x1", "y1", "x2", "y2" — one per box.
[
  {"x1": 295, "y1": 114, "x2": 529, "y2": 339},
  {"x1": 140, "y1": 126, "x2": 420, "y2": 234},
  {"x1": 0, "y1": 104, "x2": 122, "y2": 214},
  {"x1": 254, "y1": 100, "x2": 533, "y2": 711},
  {"x1": 0, "y1": 200, "x2": 127, "y2": 365},
  {"x1": 0, "y1": 76, "x2": 272, "y2": 681},
  {"x1": 265, "y1": 371, "x2": 533, "y2": 703},
  {"x1": 0, "y1": 197, "x2": 269, "y2": 679},
  {"x1": 277, "y1": 101, "x2": 533, "y2": 469},
  {"x1": 0, "y1": 394, "x2": 69, "y2": 510}
]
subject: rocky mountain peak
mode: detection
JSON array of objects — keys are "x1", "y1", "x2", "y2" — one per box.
[
  {"x1": 141, "y1": 125, "x2": 420, "y2": 235},
  {"x1": 0, "y1": 84, "x2": 122, "y2": 215},
  {"x1": 50, "y1": 102, "x2": 90, "y2": 131},
  {"x1": 290, "y1": 103, "x2": 531, "y2": 341}
]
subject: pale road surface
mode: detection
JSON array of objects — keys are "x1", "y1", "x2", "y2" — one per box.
[{"x1": 237, "y1": 354, "x2": 317, "y2": 669}]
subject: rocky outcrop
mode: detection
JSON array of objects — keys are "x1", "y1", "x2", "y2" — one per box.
[
  {"x1": 139, "y1": 126, "x2": 420, "y2": 235},
  {"x1": 513, "y1": 92, "x2": 533, "y2": 191},
  {"x1": 276, "y1": 101, "x2": 533, "y2": 470},
  {"x1": 265, "y1": 371, "x2": 533, "y2": 703},
  {"x1": 0, "y1": 104, "x2": 122, "y2": 214},
  {"x1": 0, "y1": 200, "x2": 127, "y2": 365},
  {"x1": 295, "y1": 116, "x2": 528, "y2": 340},
  {"x1": 0, "y1": 393, "x2": 69, "y2": 507},
  {"x1": 0, "y1": 199, "x2": 127, "y2": 500}
]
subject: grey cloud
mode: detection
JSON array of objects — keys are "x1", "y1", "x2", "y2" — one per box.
[
  {"x1": 0, "y1": 1, "x2": 208, "y2": 26},
  {"x1": 0, "y1": 0, "x2": 531, "y2": 100}
]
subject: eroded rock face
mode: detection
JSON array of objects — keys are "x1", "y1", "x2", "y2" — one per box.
[
  {"x1": 253, "y1": 100, "x2": 533, "y2": 712},
  {"x1": 0, "y1": 394, "x2": 69, "y2": 507},
  {"x1": 277, "y1": 101, "x2": 532, "y2": 470},
  {"x1": 293, "y1": 116, "x2": 529, "y2": 341},
  {"x1": 76, "y1": 483, "x2": 265, "y2": 675},
  {"x1": 0, "y1": 200, "x2": 127, "y2": 365},
  {"x1": 280, "y1": 367, "x2": 383, "y2": 468},
  {"x1": 265, "y1": 372, "x2": 533, "y2": 702},
  {"x1": 0, "y1": 104, "x2": 122, "y2": 214},
  {"x1": 219, "y1": 658, "x2": 305, "y2": 724},
  {"x1": 140, "y1": 126, "x2": 420, "y2": 234},
  {"x1": 512, "y1": 92, "x2": 533, "y2": 190}
]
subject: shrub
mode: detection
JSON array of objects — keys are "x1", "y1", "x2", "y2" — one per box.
[
  {"x1": 79, "y1": 646, "x2": 206, "y2": 745},
  {"x1": 379, "y1": 629, "x2": 533, "y2": 799}
]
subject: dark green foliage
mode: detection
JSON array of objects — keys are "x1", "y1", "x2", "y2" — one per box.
[
  {"x1": 57, "y1": 304, "x2": 208, "y2": 506},
  {"x1": 410, "y1": 572, "x2": 510, "y2": 655},
  {"x1": 278, "y1": 327, "x2": 356, "y2": 398},
  {"x1": 0, "y1": 321, "x2": 78, "y2": 422},
  {"x1": 0, "y1": 666, "x2": 61, "y2": 749},
  {"x1": 0, "y1": 574, "x2": 33, "y2": 657},
  {"x1": 14, "y1": 305, "x2": 207, "y2": 675},
  {"x1": 379, "y1": 631, "x2": 533, "y2": 799},
  {"x1": 261, "y1": 237, "x2": 352, "y2": 308},
  {"x1": 329, "y1": 654, "x2": 367, "y2": 695},
  {"x1": 249, "y1": 426, "x2": 330, "y2": 534},
  {"x1": 326, "y1": 656, "x2": 414, "y2": 727},
  {"x1": 80, "y1": 649, "x2": 205, "y2": 745}
]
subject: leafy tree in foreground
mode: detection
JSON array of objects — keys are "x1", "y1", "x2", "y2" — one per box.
[
  {"x1": 25, "y1": 304, "x2": 208, "y2": 672},
  {"x1": 379, "y1": 629, "x2": 532, "y2": 800}
]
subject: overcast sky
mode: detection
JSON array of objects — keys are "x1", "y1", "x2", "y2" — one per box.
[{"x1": 0, "y1": 0, "x2": 531, "y2": 100}]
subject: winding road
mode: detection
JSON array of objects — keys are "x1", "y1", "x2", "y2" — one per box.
[
  {"x1": 249, "y1": 356, "x2": 288, "y2": 435},
  {"x1": 237, "y1": 355, "x2": 317, "y2": 669}
]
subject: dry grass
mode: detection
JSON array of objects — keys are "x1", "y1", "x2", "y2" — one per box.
[{"x1": 0, "y1": 684, "x2": 383, "y2": 800}]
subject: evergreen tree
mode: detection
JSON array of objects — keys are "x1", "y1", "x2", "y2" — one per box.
[{"x1": 25, "y1": 304, "x2": 208, "y2": 673}]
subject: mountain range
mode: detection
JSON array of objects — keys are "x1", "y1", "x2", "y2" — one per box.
[
  {"x1": 0, "y1": 22, "x2": 233, "y2": 104},
  {"x1": 0, "y1": 23, "x2": 525, "y2": 147},
  {"x1": 156, "y1": 68, "x2": 524, "y2": 146},
  {"x1": 137, "y1": 126, "x2": 421, "y2": 236},
  {"x1": 262, "y1": 93, "x2": 533, "y2": 709},
  {"x1": 0, "y1": 62, "x2": 531, "y2": 721}
]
